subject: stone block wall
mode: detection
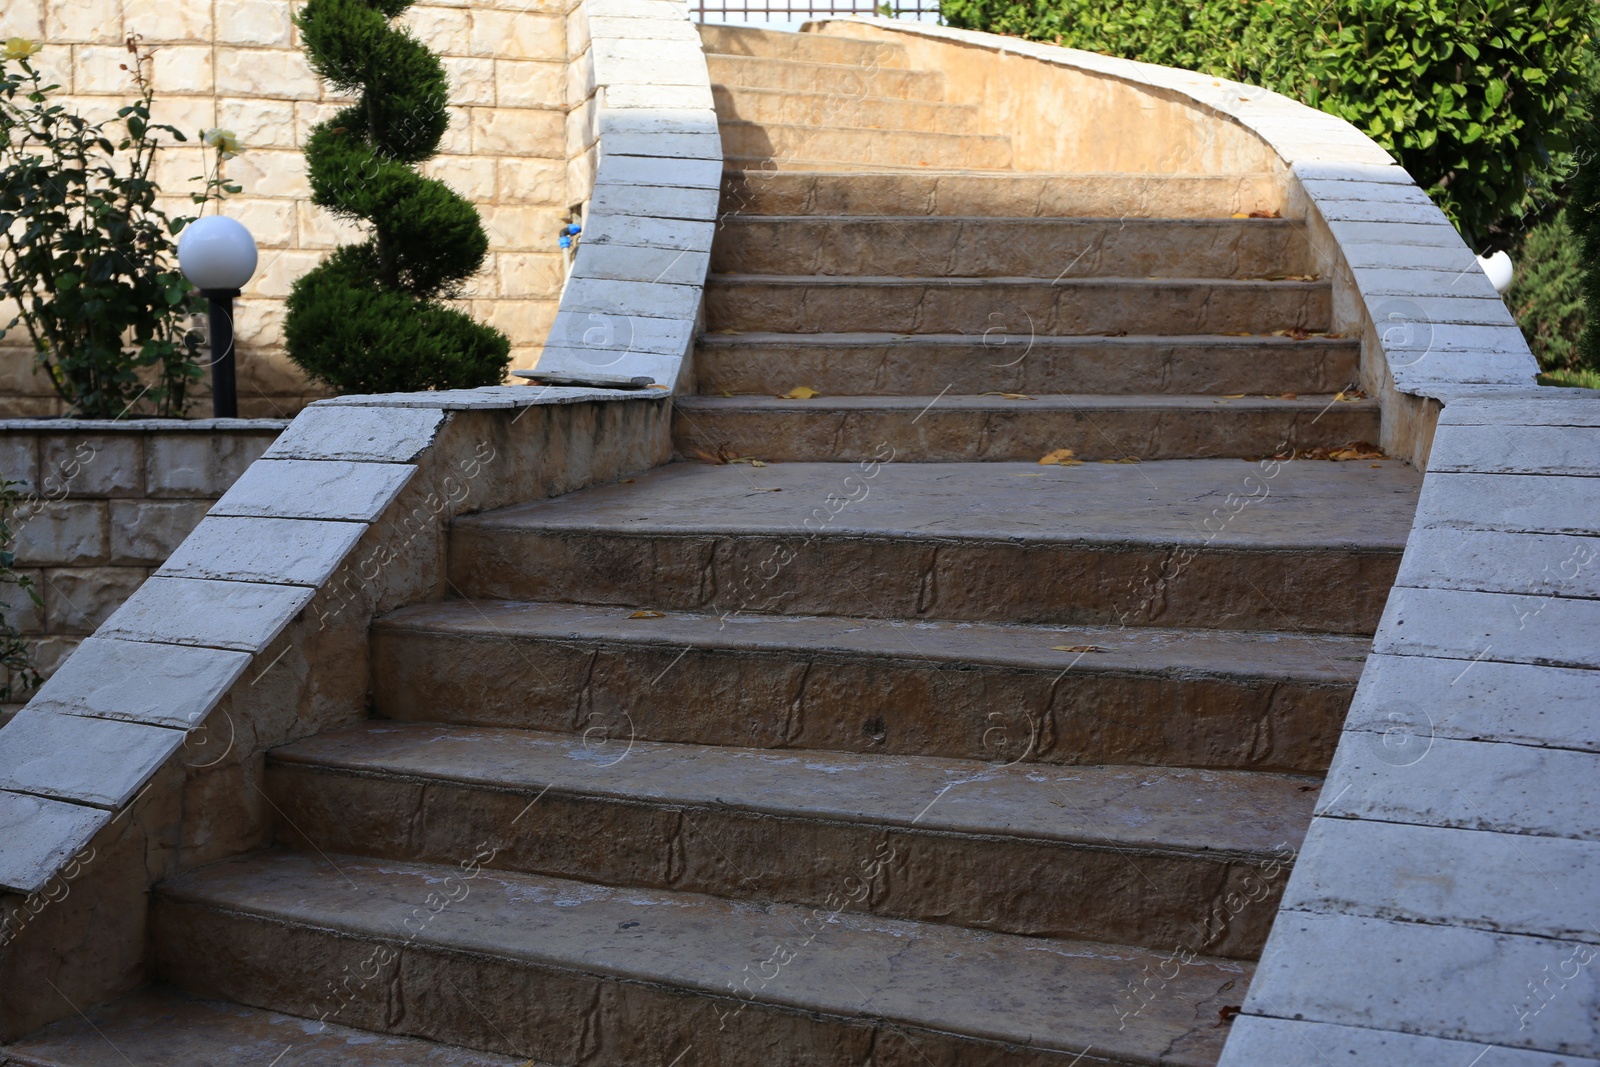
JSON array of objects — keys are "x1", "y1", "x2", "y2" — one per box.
[
  {"x1": 0, "y1": 0, "x2": 578, "y2": 418},
  {"x1": 0, "y1": 421, "x2": 286, "y2": 708}
]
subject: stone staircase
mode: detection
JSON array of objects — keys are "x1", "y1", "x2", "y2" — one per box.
[{"x1": 2, "y1": 24, "x2": 1423, "y2": 1067}]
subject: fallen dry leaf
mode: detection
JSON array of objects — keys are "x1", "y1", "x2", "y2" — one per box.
[
  {"x1": 1217, "y1": 1005, "x2": 1242, "y2": 1026},
  {"x1": 1248, "y1": 209, "x2": 1281, "y2": 218},
  {"x1": 721, "y1": 390, "x2": 733, "y2": 398},
  {"x1": 780, "y1": 386, "x2": 820, "y2": 399},
  {"x1": 1222, "y1": 393, "x2": 1246, "y2": 399},
  {"x1": 750, "y1": 459, "x2": 767, "y2": 468},
  {"x1": 1332, "y1": 388, "x2": 1368, "y2": 402},
  {"x1": 1296, "y1": 441, "x2": 1386, "y2": 461},
  {"x1": 648, "y1": 383, "x2": 670, "y2": 390},
  {"x1": 1038, "y1": 448, "x2": 1078, "y2": 465},
  {"x1": 628, "y1": 611, "x2": 665, "y2": 619},
  {"x1": 1053, "y1": 644, "x2": 1111, "y2": 653},
  {"x1": 1231, "y1": 212, "x2": 1250, "y2": 219},
  {"x1": 979, "y1": 392, "x2": 1034, "y2": 400}
]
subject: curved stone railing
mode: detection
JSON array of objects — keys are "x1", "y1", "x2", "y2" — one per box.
[
  {"x1": 809, "y1": 18, "x2": 1600, "y2": 1064},
  {"x1": 0, "y1": 0, "x2": 714, "y2": 1036},
  {"x1": 537, "y1": 0, "x2": 722, "y2": 392}
]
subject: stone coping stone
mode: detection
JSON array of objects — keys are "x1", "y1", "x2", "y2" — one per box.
[
  {"x1": 311, "y1": 385, "x2": 663, "y2": 409},
  {"x1": 209, "y1": 459, "x2": 415, "y2": 523},
  {"x1": 99, "y1": 576, "x2": 314, "y2": 654},
  {"x1": 0, "y1": 790, "x2": 109, "y2": 895},
  {"x1": 157, "y1": 516, "x2": 369, "y2": 588},
  {"x1": 24, "y1": 637, "x2": 250, "y2": 731},
  {"x1": 1225, "y1": 1015, "x2": 1600, "y2": 1067},
  {"x1": 0, "y1": 709, "x2": 185, "y2": 810}
]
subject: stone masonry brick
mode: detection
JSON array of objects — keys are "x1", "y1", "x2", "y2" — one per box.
[
  {"x1": 42, "y1": 567, "x2": 151, "y2": 635},
  {"x1": 110, "y1": 500, "x2": 213, "y2": 565}
]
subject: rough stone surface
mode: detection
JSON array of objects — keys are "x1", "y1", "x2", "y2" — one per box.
[
  {"x1": 24, "y1": 637, "x2": 251, "y2": 730},
  {"x1": 0, "y1": 709, "x2": 185, "y2": 809},
  {"x1": 209, "y1": 460, "x2": 415, "y2": 522},
  {"x1": 99, "y1": 576, "x2": 314, "y2": 653},
  {"x1": 0, "y1": 790, "x2": 108, "y2": 896},
  {"x1": 158, "y1": 516, "x2": 368, "y2": 588}
]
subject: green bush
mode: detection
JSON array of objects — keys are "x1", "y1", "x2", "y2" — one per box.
[
  {"x1": 939, "y1": 0, "x2": 1591, "y2": 249},
  {"x1": 0, "y1": 39, "x2": 208, "y2": 418},
  {"x1": 285, "y1": 0, "x2": 509, "y2": 394},
  {"x1": 1507, "y1": 208, "x2": 1588, "y2": 373},
  {"x1": 1573, "y1": 32, "x2": 1600, "y2": 369},
  {"x1": 0, "y1": 477, "x2": 39, "y2": 703}
]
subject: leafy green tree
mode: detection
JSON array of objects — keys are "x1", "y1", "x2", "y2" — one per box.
[
  {"x1": 286, "y1": 0, "x2": 509, "y2": 394},
  {"x1": 1573, "y1": 30, "x2": 1600, "y2": 370}
]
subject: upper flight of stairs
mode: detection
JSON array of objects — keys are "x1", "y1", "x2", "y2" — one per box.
[{"x1": 5, "y1": 24, "x2": 1422, "y2": 1067}]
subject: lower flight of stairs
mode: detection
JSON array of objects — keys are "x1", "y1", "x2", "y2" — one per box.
[{"x1": 3, "y1": 24, "x2": 1423, "y2": 1067}]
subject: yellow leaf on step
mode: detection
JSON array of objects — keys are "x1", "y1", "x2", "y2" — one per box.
[
  {"x1": 1222, "y1": 393, "x2": 1247, "y2": 399},
  {"x1": 780, "y1": 386, "x2": 820, "y2": 399},
  {"x1": 1232, "y1": 213, "x2": 1251, "y2": 218},
  {"x1": 628, "y1": 610, "x2": 665, "y2": 619},
  {"x1": 979, "y1": 392, "x2": 1034, "y2": 400},
  {"x1": 750, "y1": 459, "x2": 767, "y2": 467},
  {"x1": 1038, "y1": 448, "x2": 1077, "y2": 465},
  {"x1": 1053, "y1": 644, "x2": 1111, "y2": 653}
]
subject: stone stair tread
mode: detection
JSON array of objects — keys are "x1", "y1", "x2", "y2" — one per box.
[
  {"x1": 453, "y1": 459, "x2": 1418, "y2": 550},
  {"x1": 697, "y1": 330, "x2": 1353, "y2": 347},
  {"x1": 677, "y1": 392, "x2": 1376, "y2": 416},
  {"x1": 707, "y1": 272, "x2": 1327, "y2": 288},
  {"x1": 159, "y1": 849, "x2": 1250, "y2": 1064},
  {"x1": 272, "y1": 720, "x2": 1317, "y2": 858},
  {"x1": 377, "y1": 598, "x2": 1368, "y2": 684},
  {"x1": 0, "y1": 986, "x2": 532, "y2": 1066}
]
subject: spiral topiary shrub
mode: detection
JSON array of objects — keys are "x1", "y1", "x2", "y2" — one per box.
[{"x1": 285, "y1": 0, "x2": 510, "y2": 394}]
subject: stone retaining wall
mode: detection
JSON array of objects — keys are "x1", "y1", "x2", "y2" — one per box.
[
  {"x1": 0, "y1": 421, "x2": 285, "y2": 710},
  {"x1": 1, "y1": 0, "x2": 578, "y2": 417}
]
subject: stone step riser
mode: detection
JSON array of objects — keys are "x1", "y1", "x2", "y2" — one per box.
[
  {"x1": 369, "y1": 626, "x2": 1349, "y2": 773},
  {"x1": 718, "y1": 122, "x2": 1013, "y2": 170},
  {"x1": 720, "y1": 171, "x2": 1286, "y2": 219},
  {"x1": 703, "y1": 279, "x2": 1330, "y2": 335},
  {"x1": 712, "y1": 86, "x2": 981, "y2": 135},
  {"x1": 693, "y1": 339, "x2": 1360, "y2": 396},
  {"x1": 701, "y1": 24, "x2": 911, "y2": 69},
  {"x1": 707, "y1": 54, "x2": 944, "y2": 100},
  {"x1": 670, "y1": 400, "x2": 1381, "y2": 463},
  {"x1": 153, "y1": 900, "x2": 1156, "y2": 1067},
  {"x1": 710, "y1": 218, "x2": 1317, "y2": 278},
  {"x1": 446, "y1": 528, "x2": 1399, "y2": 634},
  {"x1": 266, "y1": 762, "x2": 1286, "y2": 957}
]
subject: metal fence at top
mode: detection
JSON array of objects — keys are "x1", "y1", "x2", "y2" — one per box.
[{"x1": 692, "y1": 0, "x2": 941, "y2": 25}]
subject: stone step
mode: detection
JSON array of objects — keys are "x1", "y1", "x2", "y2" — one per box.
[
  {"x1": 671, "y1": 392, "x2": 1379, "y2": 463},
  {"x1": 702, "y1": 275, "x2": 1330, "y2": 335},
  {"x1": 709, "y1": 216, "x2": 1316, "y2": 278},
  {"x1": 700, "y1": 23, "x2": 910, "y2": 69},
  {"x1": 371, "y1": 600, "x2": 1363, "y2": 773},
  {"x1": 693, "y1": 332, "x2": 1360, "y2": 397},
  {"x1": 712, "y1": 84, "x2": 981, "y2": 135},
  {"x1": 0, "y1": 987, "x2": 533, "y2": 1066},
  {"x1": 718, "y1": 121, "x2": 1013, "y2": 170},
  {"x1": 706, "y1": 54, "x2": 944, "y2": 100},
  {"x1": 268, "y1": 721, "x2": 1313, "y2": 956},
  {"x1": 154, "y1": 850, "x2": 1251, "y2": 1066},
  {"x1": 446, "y1": 460, "x2": 1419, "y2": 634},
  {"x1": 719, "y1": 169, "x2": 1286, "y2": 218}
]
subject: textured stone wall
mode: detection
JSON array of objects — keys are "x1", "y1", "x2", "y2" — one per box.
[
  {"x1": 0, "y1": 421, "x2": 286, "y2": 709},
  {"x1": 0, "y1": 0, "x2": 576, "y2": 418}
]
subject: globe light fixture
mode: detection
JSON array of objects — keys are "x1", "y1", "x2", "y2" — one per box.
[
  {"x1": 1476, "y1": 250, "x2": 1513, "y2": 295},
  {"x1": 178, "y1": 216, "x2": 258, "y2": 418}
]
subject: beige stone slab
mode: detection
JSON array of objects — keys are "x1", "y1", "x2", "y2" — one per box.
[
  {"x1": 1222, "y1": 1015, "x2": 1600, "y2": 1067},
  {"x1": 262, "y1": 406, "x2": 447, "y2": 464},
  {"x1": 1373, "y1": 587, "x2": 1600, "y2": 670},
  {"x1": 1282, "y1": 817, "x2": 1600, "y2": 942},
  {"x1": 1442, "y1": 398, "x2": 1600, "y2": 428},
  {"x1": 157, "y1": 516, "x2": 367, "y2": 588},
  {"x1": 100, "y1": 576, "x2": 313, "y2": 653},
  {"x1": 209, "y1": 459, "x2": 415, "y2": 522},
  {"x1": 0, "y1": 708, "x2": 185, "y2": 809},
  {"x1": 1414, "y1": 473, "x2": 1600, "y2": 536},
  {"x1": 1396, "y1": 528, "x2": 1600, "y2": 599},
  {"x1": 0, "y1": 790, "x2": 107, "y2": 895},
  {"x1": 25, "y1": 636, "x2": 250, "y2": 730}
]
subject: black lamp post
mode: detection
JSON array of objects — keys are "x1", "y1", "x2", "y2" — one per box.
[{"x1": 177, "y1": 216, "x2": 258, "y2": 418}]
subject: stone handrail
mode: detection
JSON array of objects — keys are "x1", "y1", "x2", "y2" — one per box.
[
  {"x1": 809, "y1": 19, "x2": 1600, "y2": 1064},
  {"x1": 538, "y1": 0, "x2": 722, "y2": 392}
]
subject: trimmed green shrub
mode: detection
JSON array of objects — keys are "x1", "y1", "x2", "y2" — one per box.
[
  {"x1": 939, "y1": 0, "x2": 1591, "y2": 249},
  {"x1": 1508, "y1": 208, "x2": 1588, "y2": 373},
  {"x1": 285, "y1": 0, "x2": 509, "y2": 395},
  {"x1": 1573, "y1": 31, "x2": 1600, "y2": 369}
]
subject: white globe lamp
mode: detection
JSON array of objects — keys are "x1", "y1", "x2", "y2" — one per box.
[{"x1": 178, "y1": 216, "x2": 258, "y2": 417}]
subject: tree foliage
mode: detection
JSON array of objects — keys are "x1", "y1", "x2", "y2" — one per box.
[
  {"x1": 939, "y1": 0, "x2": 1592, "y2": 249},
  {"x1": 286, "y1": 0, "x2": 509, "y2": 394}
]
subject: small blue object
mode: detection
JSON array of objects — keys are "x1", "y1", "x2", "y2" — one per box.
[
  {"x1": 565, "y1": 224, "x2": 582, "y2": 236},
  {"x1": 558, "y1": 234, "x2": 572, "y2": 249}
]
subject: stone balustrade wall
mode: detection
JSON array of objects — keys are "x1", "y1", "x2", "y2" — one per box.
[
  {"x1": 0, "y1": 422, "x2": 286, "y2": 713},
  {"x1": 0, "y1": 0, "x2": 578, "y2": 418}
]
